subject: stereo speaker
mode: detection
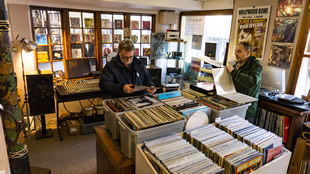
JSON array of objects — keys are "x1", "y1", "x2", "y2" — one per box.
[{"x1": 26, "y1": 71, "x2": 55, "y2": 115}]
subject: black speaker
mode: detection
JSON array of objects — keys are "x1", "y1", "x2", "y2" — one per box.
[
  {"x1": 147, "y1": 66, "x2": 162, "y2": 87},
  {"x1": 26, "y1": 71, "x2": 55, "y2": 115}
]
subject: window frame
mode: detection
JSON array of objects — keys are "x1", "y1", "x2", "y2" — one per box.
[{"x1": 30, "y1": 6, "x2": 155, "y2": 80}]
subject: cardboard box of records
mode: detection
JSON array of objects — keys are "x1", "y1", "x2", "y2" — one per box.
[
  {"x1": 117, "y1": 105, "x2": 186, "y2": 160},
  {"x1": 102, "y1": 95, "x2": 163, "y2": 140}
]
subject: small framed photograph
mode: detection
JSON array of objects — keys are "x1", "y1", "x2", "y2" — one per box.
[
  {"x1": 131, "y1": 21, "x2": 139, "y2": 29},
  {"x1": 84, "y1": 18, "x2": 94, "y2": 28},
  {"x1": 70, "y1": 33, "x2": 81, "y2": 43},
  {"x1": 114, "y1": 34, "x2": 122, "y2": 43},
  {"x1": 70, "y1": 17, "x2": 80, "y2": 27},
  {"x1": 84, "y1": 33, "x2": 94, "y2": 43},
  {"x1": 114, "y1": 20, "x2": 123, "y2": 29},
  {"x1": 71, "y1": 48, "x2": 82, "y2": 58},
  {"x1": 101, "y1": 19, "x2": 111, "y2": 28},
  {"x1": 143, "y1": 48, "x2": 150, "y2": 56},
  {"x1": 141, "y1": 35, "x2": 150, "y2": 43},
  {"x1": 142, "y1": 21, "x2": 151, "y2": 30},
  {"x1": 35, "y1": 34, "x2": 48, "y2": 45},
  {"x1": 102, "y1": 34, "x2": 111, "y2": 43}
]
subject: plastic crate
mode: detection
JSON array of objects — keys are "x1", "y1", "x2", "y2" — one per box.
[
  {"x1": 118, "y1": 114, "x2": 186, "y2": 160},
  {"x1": 103, "y1": 97, "x2": 164, "y2": 140},
  {"x1": 210, "y1": 103, "x2": 251, "y2": 122}
]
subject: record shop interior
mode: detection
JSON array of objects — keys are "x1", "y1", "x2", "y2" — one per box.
[{"x1": 2, "y1": 0, "x2": 310, "y2": 174}]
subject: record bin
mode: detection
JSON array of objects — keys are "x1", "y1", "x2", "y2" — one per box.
[
  {"x1": 118, "y1": 113, "x2": 186, "y2": 160},
  {"x1": 135, "y1": 143, "x2": 291, "y2": 174},
  {"x1": 103, "y1": 96, "x2": 164, "y2": 140},
  {"x1": 207, "y1": 103, "x2": 251, "y2": 122}
]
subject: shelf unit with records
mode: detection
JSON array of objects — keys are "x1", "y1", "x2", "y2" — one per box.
[{"x1": 258, "y1": 98, "x2": 310, "y2": 151}]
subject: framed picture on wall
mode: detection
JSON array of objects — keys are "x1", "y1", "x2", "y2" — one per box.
[{"x1": 115, "y1": 20, "x2": 123, "y2": 29}]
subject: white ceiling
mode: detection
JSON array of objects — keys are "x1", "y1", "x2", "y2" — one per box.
[{"x1": 6, "y1": 0, "x2": 204, "y2": 11}]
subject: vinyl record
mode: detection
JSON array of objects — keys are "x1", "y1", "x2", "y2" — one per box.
[{"x1": 184, "y1": 110, "x2": 209, "y2": 130}]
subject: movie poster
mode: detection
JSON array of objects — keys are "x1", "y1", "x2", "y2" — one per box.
[
  {"x1": 236, "y1": 6, "x2": 271, "y2": 60},
  {"x1": 268, "y1": 44, "x2": 294, "y2": 68},
  {"x1": 277, "y1": 0, "x2": 303, "y2": 17},
  {"x1": 272, "y1": 18, "x2": 297, "y2": 43}
]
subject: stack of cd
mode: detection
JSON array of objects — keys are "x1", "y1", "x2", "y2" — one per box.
[
  {"x1": 181, "y1": 89, "x2": 206, "y2": 100},
  {"x1": 197, "y1": 96, "x2": 241, "y2": 110},
  {"x1": 184, "y1": 124, "x2": 263, "y2": 173},
  {"x1": 143, "y1": 134, "x2": 224, "y2": 174},
  {"x1": 216, "y1": 116, "x2": 284, "y2": 164},
  {"x1": 123, "y1": 105, "x2": 184, "y2": 131},
  {"x1": 161, "y1": 96, "x2": 199, "y2": 111}
]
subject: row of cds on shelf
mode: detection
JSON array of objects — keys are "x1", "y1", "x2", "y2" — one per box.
[
  {"x1": 123, "y1": 105, "x2": 184, "y2": 131},
  {"x1": 216, "y1": 116, "x2": 285, "y2": 165},
  {"x1": 143, "y1": 134, "x2": 224, "y2": 174},
  {"x1": 183, "y1": 124, "x2": 263, "y2": 174}
]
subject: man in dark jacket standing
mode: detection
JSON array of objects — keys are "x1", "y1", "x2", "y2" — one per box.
[
  {"x1": 99, "y1": 39, "x2": 156, "y2": 98},
  {"x1": 226, "y1": 42, "x2": 262, "y2": 123}
]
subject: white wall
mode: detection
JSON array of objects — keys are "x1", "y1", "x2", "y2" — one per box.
[
  {"x1": 203, "y1": 0, "x2": 233, "y2": 10},
  {"x1": 227, "y1": 0, "x2": 306, "y2": 90}
]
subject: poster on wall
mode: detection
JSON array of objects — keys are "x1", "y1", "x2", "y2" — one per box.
[
  {"x1": 235, "y1": 6, "x2": 271, "y2": 60},
  {"x1": 268, "y1": 44, "x2": 293, "y2": 68},
  {"x1": 192, "y1": 35, "x2": 203, "y2": 50},
  {"x1": 150, "y1": 33, "x2": 165, "y2": 59},
  {"x1": 272, "y1": 18, "x2": 297, "y2": 43},
  {"x1": 185, "y1": 16, "x2": 204, "y2": 35},
  {"x1": 277, "y1": 0, "x2": 303, "y2": 17}
]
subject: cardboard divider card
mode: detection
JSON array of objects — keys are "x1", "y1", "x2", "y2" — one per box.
[{"x1": 212, "y1": 68, "x2": 258, "y2": 104}]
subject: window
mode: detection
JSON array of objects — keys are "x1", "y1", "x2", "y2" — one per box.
[
  {"x1": 30, "y1": 7, "x2": 155, "y2": 79},
  {"x1": 31, "y1": 9, "x2": 65, "y2": 78},
  {"x1": 294, "y1": 29, "x2": 310, "y2": 97},
  {"x1": 180, "y1": 14, "x2": 232, "y2": 63},
  {"x1": 130, "y1": 15, "x2": 152, "y2": 58},
  {"x1": 68, "y1": 11, "x2": 96, "y2": 59}
]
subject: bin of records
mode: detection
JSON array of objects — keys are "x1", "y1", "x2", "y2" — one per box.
[
  {"x1": 181, "y1": 88, "x2": 206, "y2": 100},
  {"x1": 215, "y1": 116, "x2": 290, "y2": 165},
  {"x1": 137, "y1": 134, "x2": 224, "y2": 174},
  {"x1": 183, "y1": 124, "x2": 263, "y2": 173},
  {"x1": 118, "y1": 105, "x2": 186, "y2": 160},
  {"x1": 103, "y1": 95, "x2": 163, "y2": 140},
  {"x1": 197, "y1": 96, "x2": 251, "y2": 122}
]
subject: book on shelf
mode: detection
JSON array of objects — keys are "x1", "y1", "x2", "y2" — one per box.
[
  {"x1": 84, "y1": 18, "x2": 94, "y2": 28},
  {"x1": 141, "y1": 35, "x2": 150, "y2": 43},
  {"x1": 131, "y1": 20, "x2": 139, "y2": 29},
  {"x1": 70, "y1": 33, "x2": 81, "y2": 43},
  {"x1": 114, "y1": 20, "x2": 123, "y2": 29},
  {"x1": 143, "y1": 21, "x2": 151, "y2": 29},
  {"x1": 102, "y1": 34, "x2": 111, "y2": 43},
  {"x1": 70, "y1": 17, "x2": 80, "y2": 27},
  {"x1": 101, "y1": 19, "x2": 111, "y2": 28}
]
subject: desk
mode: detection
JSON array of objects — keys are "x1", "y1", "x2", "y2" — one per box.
[
  {"x1": 55, "y1": 91, "x2": 103, "y2": 140},
  {"x1": 95, "y1": 126, "x2": 134, "y2": 174},
  {"x1": 258, "y1": 97, "x2": 310, "y2": 151}
]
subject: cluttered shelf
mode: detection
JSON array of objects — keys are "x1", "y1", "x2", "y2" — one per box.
[{"x1": 258, "y1": 97, "x2": 310, "y2": 151}]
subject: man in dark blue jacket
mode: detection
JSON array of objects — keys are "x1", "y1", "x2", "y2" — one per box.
[{"x1": 99, "y1": 39, "x2": 156, "y2": 98}]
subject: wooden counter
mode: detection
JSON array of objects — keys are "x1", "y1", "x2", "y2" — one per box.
[{"x1": 95, "y1": 125, "x2": 134, "y2": 174}]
